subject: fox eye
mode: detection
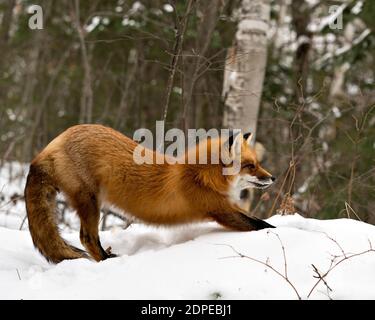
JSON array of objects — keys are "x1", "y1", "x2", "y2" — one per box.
[{"x1": 245, "y1": 163, "x2": 256, "y2": 169}]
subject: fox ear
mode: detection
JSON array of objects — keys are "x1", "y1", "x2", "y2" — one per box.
[
  {"x1": 222, "y1": 130, "x2": 243, "y2": 164},
  {"x1": 243, "y1": 132, "x2": 253, "y2": 146},
  {"x1": 228, "y1": 132, "x2": 243, "y2": 158},
  {"x1": 254, "y1": 142, "x2": 266, "y2": 162}
]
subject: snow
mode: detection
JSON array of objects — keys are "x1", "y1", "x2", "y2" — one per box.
[
  {"x1": 1, "y1": 163, "x2": 375, "y2": 299},
  {"x1": 314, "y1": 27, "x2": 371, "y2": 68},
  {"x1": 0, "y1": 162, "x2": 28, "y2": 230},
  {"x1": 351, "y1": 1, "x2": 364, "y2": 15},
  {"x1": 1, "y1": 215, "x2": 375, "y2": 299},
  {"x1": 163, "y1": 4, "x2": 174, "y2": 13},
  {"x1": 85, "y1": 16, "x2": 100, "y2": 33}
]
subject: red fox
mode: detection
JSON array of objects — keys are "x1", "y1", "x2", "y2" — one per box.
[{"x1": 25, "y1": 124, "x2": 275, "y2": 263}]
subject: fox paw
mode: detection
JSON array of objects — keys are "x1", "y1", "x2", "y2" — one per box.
[{"x1": 105, "y1": 246, "x2": 118, "y2": 258}]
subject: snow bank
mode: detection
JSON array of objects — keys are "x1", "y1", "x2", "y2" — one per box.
[
  {"x1": 1, "y1": 214, "x2": 375, "y2": 300},
  {"x1": 1, "y1": 163, "x2": 374, "y2": 299},
  {"x1": 0, "y1": 162, "x2": 28, "y2": 230}
]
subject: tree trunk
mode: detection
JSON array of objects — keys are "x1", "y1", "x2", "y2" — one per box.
[
  {"x1": 291, "y1": 0, "x2": 312, "y2": 102},
  {"x1": 74, "y1": 0, "x2": 94, "y2": 124},
  {"x1": 223, "y1": 0, "x2": 270, "y2": 139},
  {"x1": 21, "y1": 2, "x2": 54, "y2": 161},
  {"x1": 0, "y1": 0, "x2": 16, "y2": 46},
  {"x1": 287, "y1": 0, "x2": 312, "y2": 198},
  {"x1": 222, "y1": 0, "x2": 270, "y2": 212}
]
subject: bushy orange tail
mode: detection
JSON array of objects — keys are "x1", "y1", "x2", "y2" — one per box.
[{"x1": 24, "y1": 164, "x2": 87, "y2": 263}]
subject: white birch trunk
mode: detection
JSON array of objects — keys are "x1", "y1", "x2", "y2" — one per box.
[
  {"x1": 223, "y1": 0, "x2": 270, "y2": 138},
  {"x1": 223, "y1": 0, "x2": 270, "y2": 212}
]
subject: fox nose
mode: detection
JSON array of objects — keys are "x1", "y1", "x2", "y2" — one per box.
[{"x1": 271, "y1": 176, "x2": 276, "y2": 182}]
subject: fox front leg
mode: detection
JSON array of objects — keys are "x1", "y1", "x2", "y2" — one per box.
[{"x1": 209, "y1": 211, "x2": 275, "y2": 231}]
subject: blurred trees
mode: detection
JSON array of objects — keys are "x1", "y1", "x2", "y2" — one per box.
[{"x1": 0, "y1": 0, "x2": 374, "y2": 223}]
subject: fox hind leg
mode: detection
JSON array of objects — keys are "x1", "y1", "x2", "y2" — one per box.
[{"x1": 72, "y1": 191, "x2": 117, "y2": 261}]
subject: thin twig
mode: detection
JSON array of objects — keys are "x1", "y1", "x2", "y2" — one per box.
[
  {"x1": 311, "y1": 264, "x2": 332, "y2": 292},
  {"x1": 269, "y1": 231, "x2": 288, "y2": 279},
  {"x1": 217, "y1": 243, "x2": 301, "y2": 300},
  {"x1": 16, "y1": 269, "x2": 21, "y2": 281},
  {"x1": 307, "y1": 244, "x2": 375, "y2": 298},
  {"x1": 161, "y1": 0, "x2": 196, "y2": 122},
  {"x1": 19, "y1": 215, "x2": 27, "y2": 230}
]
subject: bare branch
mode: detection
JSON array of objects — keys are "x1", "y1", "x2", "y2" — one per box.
[
  {"x1": 307, "y1": 242, "x2": 375, "y2": 298},
  {"x1": 161, "y1": 0, "x2": 196, "y2": 122},
  {"x1": 216, "y1": 242, "x2": 302, "y2": 300}
]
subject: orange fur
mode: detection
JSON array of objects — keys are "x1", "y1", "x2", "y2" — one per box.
[{"x1": 25, "y1": 124, "x2": 274, "y2": 263}]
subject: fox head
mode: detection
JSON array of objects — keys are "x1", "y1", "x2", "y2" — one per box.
[
  {"x1": 182, "y1": 131, "x2": 275, "y2": 196},
  {"x1": 222, "y1": 132, "x2": 275, "y2": 190}
]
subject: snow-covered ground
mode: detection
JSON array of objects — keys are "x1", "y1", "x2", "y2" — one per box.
[
  {"x1": 0, "y1": 162, "x2": 28, "y2": 230},
  {"x1": 1, "y1": 215, "x2": 375, "y2": 300},
  {"x1": 1, "y1": 163, "x2": 375, "y2": 299}
]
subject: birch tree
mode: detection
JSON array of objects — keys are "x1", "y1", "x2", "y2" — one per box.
[
  {"x1": 222, "y1": 0, "x2": 270, "y2": 211},
  {"x1": 223, "y1": 0, "x2": 270, "y2": 138}
]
